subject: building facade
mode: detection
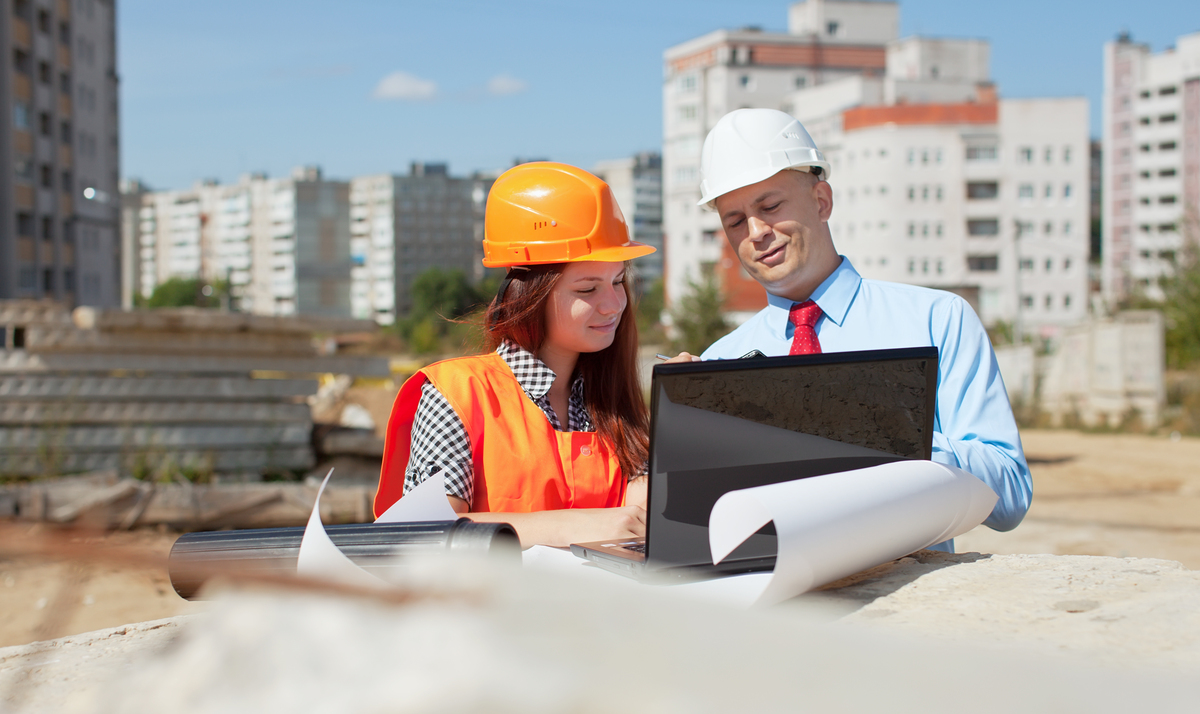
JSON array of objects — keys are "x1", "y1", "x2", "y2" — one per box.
[
  {"x1": 126, "y1": 167, "x2": 353, "y2": 318},
  {"x1": 592, "y1": 151, "x2": 663, "y2": 293},
  {"x1": 348, "y1": 163, "x2": 488, "y2": 325},
  {"x1": 1, "y1": 0, "x2": 120, "y2": 307},
  {"x1": 663, "y1": 2, "x2": 1088, "y2": 338},
  {"x1": 1101, "y1": 31, "x2": 1200, "y2": 304}
]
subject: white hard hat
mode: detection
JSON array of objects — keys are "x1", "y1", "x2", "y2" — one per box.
[{"x1": 697, "y1": 108, "x2": 832, "y2": 209}]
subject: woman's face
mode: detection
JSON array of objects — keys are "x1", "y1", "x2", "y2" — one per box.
[{"x1": 543, "y1": 261, "x2": 628, "y2": 357}]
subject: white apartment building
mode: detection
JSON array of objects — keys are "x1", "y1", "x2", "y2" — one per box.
[
  {"x1": 592, "y1": 152, "x2": 663, "y2": 292},
  {"x1": 126, "y1": 167, "x2": 352, "y2": 317},
  {"x1": 663, "y1": 2, "x2": 1088, "y2": 337},
  {"x1": 348, "y1": 164, "x2": 489, "y2": 325},
  {"x1": 663, "y1": 0, "x2": 897, "y2": 314},
  {"x1": 1101, "y1": 31, "x2": 1200, "y2": 304}
]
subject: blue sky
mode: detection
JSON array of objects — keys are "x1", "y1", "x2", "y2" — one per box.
[{"x1": 120, "y1": 0, "x2": 1197, "y2": 190}]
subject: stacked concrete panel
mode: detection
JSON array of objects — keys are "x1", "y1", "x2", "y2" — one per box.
[{"x1": 0, "y1": 300, "x2": 389, "y2": 478}]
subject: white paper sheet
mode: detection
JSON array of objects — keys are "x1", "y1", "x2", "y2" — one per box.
[
  {"x1": 296, "y1": 468, "x2": 387, "y2": 589},
  {"x1": 709, "y1": 461, "x2": 998, "y2": 606},
  {"x1": 374, "y1": 472, "x2": 459, "y2": 523}
]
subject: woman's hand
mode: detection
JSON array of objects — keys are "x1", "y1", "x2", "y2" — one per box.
[
  {"x1": 661, "y1": 352, "x2": 702, "y2": 364},
  {"x1": 461, "y1": 506, "x2": 645, "y2": 549}
]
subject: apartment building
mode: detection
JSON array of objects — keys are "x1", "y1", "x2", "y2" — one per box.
[
  {"x1": 1, "y1": 0, "x2": 119, "y2": 307},
  {"x1": 1101, "y1": 31, "x2": 1200, "y2": 304},
  {"x1": 663, "y1": 2, "x2": 1088, "y2": 337},
  {"x1": 126, "y1": 167, "x2": 353, "y2": 318},
  {"x1": 662, "y1": 0, "x2": 897, "y2": 313},
  {"x1": 348, "y1": 163, "x2": 489, "y2": 325},
  {"x1": 592, "y1": 151, "x2": 663, "y2": 293}
]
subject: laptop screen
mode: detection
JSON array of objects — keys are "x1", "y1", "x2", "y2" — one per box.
[{"x1": 644, "y1": 347, "x2": 938, "y2": 571}]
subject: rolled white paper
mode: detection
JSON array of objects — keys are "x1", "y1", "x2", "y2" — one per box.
[{"x1": 709, "y1": 460, "x2": 998, "y2": 606}]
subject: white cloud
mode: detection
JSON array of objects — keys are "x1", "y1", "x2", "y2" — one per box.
[
  {"x1": 373, "y1": 71, "x2": 437, "y2": 100},
  {"x1": 487, "y1": 73, "x2": 528, "y2": 96}
]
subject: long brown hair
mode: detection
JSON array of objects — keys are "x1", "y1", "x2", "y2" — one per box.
[{"x1": 483, "y1": 264, "x2": 649, "y2": 481}]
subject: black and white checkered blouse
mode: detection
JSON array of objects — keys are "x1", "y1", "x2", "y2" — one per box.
[{"x1": 403, "y1": 340, "x2": 594, "y2": 502}]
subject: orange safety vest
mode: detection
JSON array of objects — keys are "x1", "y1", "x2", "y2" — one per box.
[{"x1": 374, "y1": 352, "x2": 626, "y2": 518}]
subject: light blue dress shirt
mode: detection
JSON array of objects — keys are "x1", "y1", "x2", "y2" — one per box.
[{"x1": 701, "y1": 257, "x2": 1032, "y2": 550}]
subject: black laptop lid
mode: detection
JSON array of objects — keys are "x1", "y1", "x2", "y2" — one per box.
[{"x1": 644, "y1": 347, "x2": 938, "y2": 571}]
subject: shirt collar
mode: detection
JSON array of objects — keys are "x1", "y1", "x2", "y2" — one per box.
[
  {"x1": 764, "y1": 256, "x2": 861, "y2": 334},
  {"x1": 496, "y1": 339, "x2": 583, "y2": 400}
]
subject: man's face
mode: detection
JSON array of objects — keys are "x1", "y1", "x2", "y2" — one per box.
[{"x1": 714, "y1": 169, "x2": 838, "y2": 303}]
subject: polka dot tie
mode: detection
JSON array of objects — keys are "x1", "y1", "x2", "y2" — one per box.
[{"x1": 788, "y1": 300, "x2": 823, "y2": 355}]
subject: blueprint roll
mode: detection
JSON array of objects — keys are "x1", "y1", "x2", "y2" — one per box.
[
  {"x1": 169, "y1": 519, "x2": 520, "y2": 600},
  {"x1": 709, "y1": 461, "x2": 998, "y2": 606}
]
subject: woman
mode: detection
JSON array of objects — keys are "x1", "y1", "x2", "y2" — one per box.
[{"x1": 374, "y1": 162, "x2": 656, "y2": 548}]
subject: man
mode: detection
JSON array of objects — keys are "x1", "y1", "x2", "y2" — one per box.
[{"x1": 691, "y1": 108, "x2": 1031, "y2": 545}]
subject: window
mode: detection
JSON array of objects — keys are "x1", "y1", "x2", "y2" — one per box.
[
  {"x1": 936, "y1": 223, "x2": 943, "y2": 237},
  {"x1": 1139, "y1": 144, "x2": 1151, "y2": 153},
  {"x1": 61, "y1": 170, "x2": 71, "y2": 192},
  {"x1": 59, "y1": 72, "x2": 70, "y2": 94},
  {"x1": 967, "y1": 182, "x2": 998, "y2": 199},
  {"x1": 17, "y1": 213, "x2": 33, "y2": 236},
  {"x1": 36, "y1": 8, "x2": 49, "y2": 32},
  {"x1": 1017, "y1": 147, "x2": 1034, "y2": 163},
  {"x1": 1159, "y1": 86, "x2": 1177, "y2": 96},
  {"x1": 967, "y1": 219, "x2": 999, "y2": 236},
  {"x1": 701, "y1": 230, "x2": 717, "y2": 244},
  {"x1": 13, "y1": 49, "x2": 30, "y2": 74},
  {"x1": 37, "y1": 61, "x2": 51, "y2": 84},
  {"x1": 936, "y1": 259, "x2": 944, "y2": 274},
  {"x1": 1044, "y1": 147, "x2": 1053, "y2": 164},
  {"x1": 738, "y1": 74, "x2": 752, "y2": 89},
  {"x1": 1139, "y1": 90, "x2": 1151, "y2": 99},
  {"x1": 1019, "y1": 258, "x2": 1034, "y2": 271},
  {"x1": 907, "y1": 186, "x2": 915, "y2": 201},
  {"x1": 921, "y1": 186, "x2": 929, "y2": 201},
  {"x1": 1063, "y1": 258, "x2": 1072, "y2": 271},
  {"x1": 60, "y1": 121, "x2": 71, "y2": 144},
  {"x1": 678, "y1": 105, "x2": 697, "y2": 121},
  {"x1": 921, "y1": 223, "x2": 929, "y2": 237},
  {"x1": 1063, "y1": 221, "x2": 1072, "y2": 236},
  {"x1": 1139, "y1": 116, "x2": 1152, "y2": 125},
  {"x1": 907, "y1": 222, "x2": 915, "y2": 237},
  {"x1": 1063, "y1": 183, "x2": 1072, "y2": 199},
  {"x1": 1044, "y1": 183, "x2": 1053, "y2": 199},
  {"x1": 921, "y1": 150, "x2": 929, "y2": 165},
  {"x1": 42, "y1": 268, "x2": 54, "y2": 293},
  {"x1": 1160, "y1": 113, "x2": 1177, "y2": 123},
  {"x1": 966, "y1": 146, "x2": 997, "y2": 161},
  {"x1": 1045, "y1": 258, "x2": 1053, "y2": 273},
  {"x1": 38, "y1": 112, "x2": 51, "y2": 136},
  {"x1": 1063, "y1": 146, "x2": 1072, "y2": 164},
  {"x1": 1160, "y1": 141, "x2": 1177, "y2": 151},
  {"x1": 1160, "y1": 195, "x2": 1177, "y2": 205},
  {"x1": 907, "y1": 149, "x2": 915, "y2": 164},
  {"x1": 826, "y1": 21, "x2": 839, "y2": 36},
  {"x1": 935, "y1": 149, "x2": 943, "y2": 164},
  {"x1": 39, "y1": 164, "x2": 52, "y2": 188},
  {"x1": 13, "y1": 102, "x2": 29, "y2": 129},
  {"x1": 1043, "y1": 294, "x2": 1052, "y2": 309},
  {"x1": 1139, "y1": 170, "x2": 1151, "y2": 179},
  {"x1": 1018, "y1": 183, "x2": 1034, "y2": 199},
  {"x1": 1042, "y1": 221, "x2": 1052, "y2": 236},
  {"x1": 40, "y1": 216, "x2": 52, "y2": 240},
  {"x1": 59, "y1": 20, "x2": 70, "y2": 44},
  {"x1": 14, "y1": 157, "x2": 33, "y2": 182},
  {"x1": 968, "y1": 255, "x2": 999, "y2": 272},
  {"x1": 908, "y1": 259, "x2": 915, "y2": 274},
  {"x1": 63, "y1": 268, "x2": 74, "y2": 293},
  {"x1": 1160, "y1": 168, "x2": 1177, "y2": 178},
  {"x1": 794, "y1": 76, "x2": 806, "y2": 89},
  {"x1": 922, "y1": 259, "x2": 929, "y2": 274},
  {"x1": 18, "y1": 268, "x2": 36, "y2": 291},
  {"x1": 678, "y1": 74, "x2": 696, "y2": 92},
  {"x1": 936, "y1": 186, "x2": 943, "y2": 201},
  {"x1": 1021, "y1": 295, "x2": 1034, "y2": 308},
  {"x1": 1064, "y1": 294, "x2": 1072, "y2": 309}
]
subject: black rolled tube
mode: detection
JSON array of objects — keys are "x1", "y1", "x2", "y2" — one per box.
[{"x1": 168, "y1": 519, "x2": 520, "y2": 600}]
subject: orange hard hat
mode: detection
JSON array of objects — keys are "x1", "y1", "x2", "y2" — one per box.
[{"x1": 482, "y1": 162, "x2": 656, "y2": 268}]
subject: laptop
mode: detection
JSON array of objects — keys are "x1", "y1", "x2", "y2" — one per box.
[{"x1": 570, "y1": 347, "x2": 938, "y2": 580}]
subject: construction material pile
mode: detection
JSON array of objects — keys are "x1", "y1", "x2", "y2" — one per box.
[{"x1": 0, "y1": 300, "x2": 388, "y2": 481}]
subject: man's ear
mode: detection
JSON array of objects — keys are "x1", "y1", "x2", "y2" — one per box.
[{"x1": 813, "y1": 179, "x2": 834, "y2": 222}]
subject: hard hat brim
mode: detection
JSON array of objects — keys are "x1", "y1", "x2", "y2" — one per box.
[{"x1": 481, "y1": 240, "x2": 655, "y2": 268}]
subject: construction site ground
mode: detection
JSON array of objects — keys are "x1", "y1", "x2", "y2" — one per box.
[{"x1": 2, "y1": 428, "x2": 1198, "y2": 648}]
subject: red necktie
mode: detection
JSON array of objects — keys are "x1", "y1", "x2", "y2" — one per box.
[{"x1": 789, "y1": 300, "x2": 823, "y2": 355}]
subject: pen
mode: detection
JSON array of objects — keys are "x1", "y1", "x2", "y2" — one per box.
[{"x1": 655, "y1": 353, "x2": 671, "y2": 361}]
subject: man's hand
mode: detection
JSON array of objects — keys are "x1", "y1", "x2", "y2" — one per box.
[{"x1": 661, "y1": 352, "x2": 702, "y2": 364}]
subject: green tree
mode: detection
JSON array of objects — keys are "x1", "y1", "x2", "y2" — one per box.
[
  {"x1": 1129, "y1": 210, "x2": 1200, "y2": 370},
  {"x1": 669, "y1": 272, "x2": 731, "y2": 356},
  {"x1": 410, "y1": 268, "x2": 480, "y2": 321},
  {"x1": 137, "y1": 277, "x2": 228, "y2": 309}
]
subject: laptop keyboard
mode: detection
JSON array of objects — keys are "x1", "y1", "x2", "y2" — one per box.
[{"x1": 620, "y1": 541, "x2": 646, "y2": 554}]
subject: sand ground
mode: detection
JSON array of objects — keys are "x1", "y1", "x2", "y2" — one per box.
[{"x1": 1, "y1": 428, "x2": 1197, "y2": 648}]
